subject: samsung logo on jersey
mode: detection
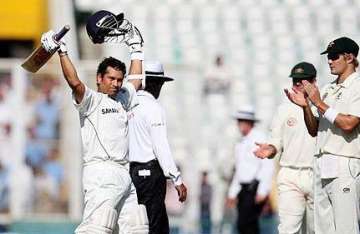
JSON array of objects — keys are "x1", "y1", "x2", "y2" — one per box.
[{"x1": 102, "y1": 108, "x2": 120, "y2": 114}]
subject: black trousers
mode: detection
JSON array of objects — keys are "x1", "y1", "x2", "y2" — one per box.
[
  {"x1": 130, "y1": 160, "x2": 169, "y2": 234},
  {"x1": 236, "y1": 181, "x2": 265, "y2": 234}
]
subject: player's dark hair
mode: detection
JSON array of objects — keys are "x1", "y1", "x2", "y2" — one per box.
[{"x1": 97, "y1": 57, "x2": 126, "y2": 77}]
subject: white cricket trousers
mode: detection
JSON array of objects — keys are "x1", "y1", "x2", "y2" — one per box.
[
  {"x1": 75, "y1": 161, "x2": 138, "y2": 233},
  {"x1": 277, "y1": 167, "x2": 314, "y2": 234},
  {"x1": 314, "y1": 155, "x2": 360, "y2": 234}
]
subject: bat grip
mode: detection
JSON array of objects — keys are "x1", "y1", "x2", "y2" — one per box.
[{"x1": 54, "y1": 25, "x2": 70, "y2": 41}]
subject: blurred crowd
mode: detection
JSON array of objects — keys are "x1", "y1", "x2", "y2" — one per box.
[{"x1": 0, "y1": 73, "x2": 67, "y2": 215}]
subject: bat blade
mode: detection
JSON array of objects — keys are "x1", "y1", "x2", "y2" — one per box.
[
  {"x1": 21, "y1": 25, "x2": 70, "y2": 73},
  {"x1": 21, "y1": 46, "x2": 55, "y2": 73}
]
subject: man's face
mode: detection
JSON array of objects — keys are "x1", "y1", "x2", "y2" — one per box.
[
  {"x1": 97, "y1": 66, "x2": 124, "y2": 98},
  {"x1": 292, "y1": 78, "x2": 316, "y2": 93},
  {"x1": 237, "y1": 120, "x2": 254, "y2": 136},
  {"x1": 327, "y1": 52, "x2": 348, "y2": 75},
  {"x1": 145, "y1": 79, "x2": 165, "y2": 99}
]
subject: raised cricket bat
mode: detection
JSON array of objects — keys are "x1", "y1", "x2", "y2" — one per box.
[{"x1": 21, "y1": 25, "x2": 70, "y2": 73}]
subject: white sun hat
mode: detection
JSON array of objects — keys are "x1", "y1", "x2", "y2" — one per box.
[
  {"x1": 145, "y1": 61, "x2": 174, "y2": 82},
  {"x1": 232, "y1": 105, "x2": 259, "y2": 122}
]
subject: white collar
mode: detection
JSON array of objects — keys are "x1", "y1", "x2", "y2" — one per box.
[
  {"x1": 331, "y1": 72, "x2": 359, "y2": 88},
  {"x1": 138, "y1": 90, "x2": 156, "y2": 100},
  {"x1": 340, "y1": 72, "x2": 359, "y2": 88}
]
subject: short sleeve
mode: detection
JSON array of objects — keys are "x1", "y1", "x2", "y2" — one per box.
[
  {"x1": 72, "y1": 85, "x2": 101, "y2": 116},
  {"x1": 268, "y1": 106, "x2": 285, "y2": 152},
  {"x1": 116, "y1": 82, "x2": 138, "y2": 111},
  {"x1": 348, "y1": 82, "x2": 360, "y2": 117}
]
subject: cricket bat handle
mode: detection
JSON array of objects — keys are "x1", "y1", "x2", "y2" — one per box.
[{"x1": 54, "y1": 25, "x2": 70, "y2": 42}]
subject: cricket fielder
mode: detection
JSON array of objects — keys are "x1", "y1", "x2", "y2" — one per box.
[
  {"x1": 286, "y1": 37, "x2": 360, "y2": 234},
  {"x1": 255, "y1": 62, "x2": 317, "y2": 234}
]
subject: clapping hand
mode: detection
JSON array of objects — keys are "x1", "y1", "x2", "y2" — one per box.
[
  {"x1": 284, "y1": 88, "x2": 308, "y2": 107},
  {"x1": 302, "y1": 80, "x2": 321, "y2": 107}
]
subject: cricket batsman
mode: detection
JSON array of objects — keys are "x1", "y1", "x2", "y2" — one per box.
[{"x1": 40, "y1": 10, "x2": 148, "y2": 234}]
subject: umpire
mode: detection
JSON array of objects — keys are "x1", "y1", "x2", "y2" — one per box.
[
  {"x1": 226, "y1": 106, "x2": 274, "y2": 234},
  {"x1": 128, "y1": 61, "x2": 187, "y2": 234}
]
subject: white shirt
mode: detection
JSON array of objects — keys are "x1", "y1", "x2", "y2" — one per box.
[
  {"x1": 228, "y1": 129, "x2": 274, "y2": 199},
  {"x1": 268, "y1": 101, "x2": 316, "y2": 168},
  {"x1": 318, "y1": 153, "x2": 339, "y2": 178},
  {"x1": 316, "y1": 72, "x2": 360, "y2": 158},
  {"x1": 314, "y1": 72, "x2": 360, "y2": 178},
  {"x1": 73, "y1": 83, "x2": 137, "y2": 165},
  {"x1": 128, "y1": 90, "x2": 182, "y2": 186}
]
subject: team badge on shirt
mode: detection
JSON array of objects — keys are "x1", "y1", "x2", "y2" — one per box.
[
  {"x1": 287, "y1": 117, "x2": 297, "y2": 127},
  {"x1": 343, "y1": 187, "x2": 350, "y2": 193}
]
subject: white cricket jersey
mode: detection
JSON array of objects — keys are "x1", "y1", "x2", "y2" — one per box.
[
  {"x1": 316, "y1": 72, "x2": 360, "y2": 158},
  {"x1": 268, "y1": 101, "x2": 316, "y2": 168},
  {"x1": 228, "y1": 129, "x2": 274, "y2": 199},
  {"x1": 128, "y1": 90, "x2": 182, "y2": 186},
  {"x1": 73, "y1": 83, "x2": 137, "y2": 165}
]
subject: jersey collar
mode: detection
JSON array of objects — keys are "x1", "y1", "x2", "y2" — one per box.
[{"x1": 337, "y1": 72, "x2": 359, "y2": 88}]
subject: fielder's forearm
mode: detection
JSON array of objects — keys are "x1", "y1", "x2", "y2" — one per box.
[
  {"x1": 317, "y1": 101, "x2": 360, "y2": 133},
  {"x1": 303, "y1": 105, "x2": 318, "y2": 137},
  {"x1": 310, "y1": 100, "x2": 360, "y2": 133},
  {"x1": 314, "y1": 101, "x2": 329, "y2": 115},
  {"x1": 59, "y1": 54, "x2": 85, "y2": 103},
  {"x1": 333, "y1": 114, "x2": 360, "y2": 133}
]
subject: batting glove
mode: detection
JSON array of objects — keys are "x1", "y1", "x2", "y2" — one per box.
[
  {"x1": 125, "y1": 25, "x2": 144, "y2": 60},
  {"x1": 41, "y1": 30, "x2": 60, "y2": 53}
]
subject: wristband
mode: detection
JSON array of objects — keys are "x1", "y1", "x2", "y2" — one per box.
[
  {"x1": 58, "y1": 51, "x2": 68, "y2": 57},
  {"x1": 130, "y1": 51, "x2": 144, "y2": 61},
  {"x1": 127, "y1": 74, "x2": 144, "y2": 80},
  {"x1": 324, "y1": 107, "x2": 339, "y2": 124}
]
